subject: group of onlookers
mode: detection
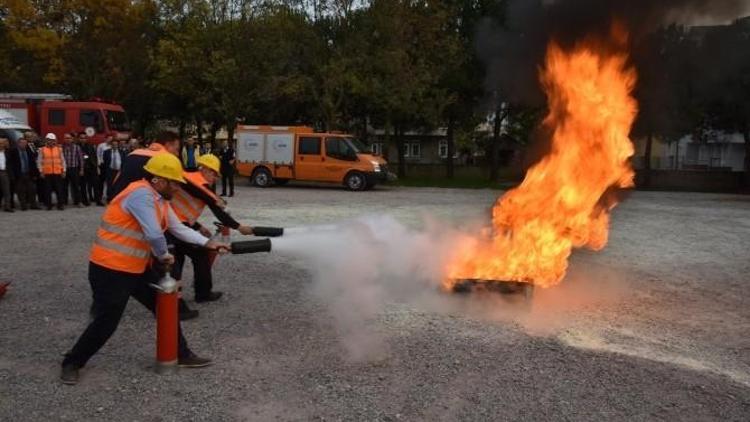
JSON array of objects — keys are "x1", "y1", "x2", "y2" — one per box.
[{"x1": 0, "y1": 132, "x2": 237, "y2": 212}]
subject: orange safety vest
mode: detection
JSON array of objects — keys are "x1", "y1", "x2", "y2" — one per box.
[
  {"x1": 40, "y1": 146, "x2": 64, "y2": 175},
  {"x1": 170, "y1": 171, "x2": 220, "y2": 225},
  {"x1": 129, "y1": 143, "x2": 166, "y2": 158},
  {"x1": 90, "y1": 180, "x2": 169, "y2": 274}
]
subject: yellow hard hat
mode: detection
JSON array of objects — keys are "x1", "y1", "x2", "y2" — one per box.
[
  {"x1": 196, "y1": 154, "x2": 221, "y2": 174},
  {"x1": 143, "y1": 153, "x2": 186, "y2": 183}
]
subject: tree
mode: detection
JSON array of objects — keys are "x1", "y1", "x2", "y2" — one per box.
[
  {"x1": 632, "y1": 25, "x2": 699, "y2": 187},
  {"x1": 698, "y1": 18, "x2": 750, "y2": 187}
]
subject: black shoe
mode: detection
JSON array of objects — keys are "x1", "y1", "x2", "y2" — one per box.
[
  {"x1": 31, "y1": 205, "x2": 41, "y2": 210},
  {"x1": 195, "y1": 291, "x2": 223, "y2": 303},
  {"x1": 3, "y1": 209, "x2": 13, "y2": 213},
  {"x1": 60, "y1": 364, "x2": 80, "y2": 385},
  {"x1": 220, "y1": 193, "x2": 226, "y2": 197},
  {"x1": 178, "y1": 353, "x2": 212, "y2": 368},
  {"x1": 47, "y1": 206, "x2": 53, "y2": 211},
  {"x1": 57, "y1": 206, "x2": 64, "y2": 210},
  {"x1": 96, "y1": 202, "x2": 105, "y2": 207},
  {"x1": 179, "y1": 309, "x2": 200, "y2": 321}
]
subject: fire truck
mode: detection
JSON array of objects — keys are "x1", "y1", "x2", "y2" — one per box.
[{"x1": 0, "y1": 93, "x2": 131, "y2": 144}]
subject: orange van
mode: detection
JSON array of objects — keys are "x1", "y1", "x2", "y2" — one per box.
[{"x1": 235, "y1": 125, "x2": 389, "y2": 191}]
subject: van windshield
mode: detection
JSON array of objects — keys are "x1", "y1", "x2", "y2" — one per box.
[
  {"x1": 106, "y1": 110, "x2": 131, "y2": 132},
  {"x1": 346, "y1": 138, "x2": 367, "y2": 154}
]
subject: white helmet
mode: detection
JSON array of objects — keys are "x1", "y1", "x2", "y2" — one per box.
[{"x1": 45, "y1": 133, "x2": 57, "y2": 141}]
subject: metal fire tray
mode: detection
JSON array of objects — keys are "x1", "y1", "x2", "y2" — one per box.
[{"x1": 451, "y1": 279, "x2": 534, "y2": 299}]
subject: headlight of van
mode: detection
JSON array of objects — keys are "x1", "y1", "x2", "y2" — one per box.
[{"x1": 370, "y1": 161, "x2": 381, "y2": 172}]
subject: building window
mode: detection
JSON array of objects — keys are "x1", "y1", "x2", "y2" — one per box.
[
  {"x1": 402, "y1": 142, "x2": 421, "y2": 158},
  {"x1": 48, "y1": 109, "x2": 66, "y2": 126},
  {"x1": 438, "y1": 140, "x2": 448, "y2": 158},
  {"x1": 371, "y1": 142, "x2": 384, "y2": 155},
  {"x1": 409, "y1": 142, "x2": 421, "y2": 158}
]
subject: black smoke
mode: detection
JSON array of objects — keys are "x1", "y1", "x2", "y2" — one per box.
[{"x1": 479, "y1": 0, "x2": 750, "y2": 105}]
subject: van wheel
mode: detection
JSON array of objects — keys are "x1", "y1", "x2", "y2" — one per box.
[
  {"x1": 252, "y1": 168, "x2": 272, "y2": 187},
  {"x1": 345, "y1": 172, "x2": 367, "y2": 191},
  {"x1": 274, "y1": 178, "x2": 289, "y2": 186}
]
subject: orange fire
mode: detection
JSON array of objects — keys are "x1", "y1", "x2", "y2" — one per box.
[{"x1": 447, "y1": 33, "x2": 637, "y2": 289}]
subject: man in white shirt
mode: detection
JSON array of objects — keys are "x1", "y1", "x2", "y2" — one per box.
[
  {"x1": 104, "y1": 139, "x2": 122, "y2": 201},
  {"x1": 0, "y1": 138, "x2": 12, "y2": 212},
  {"x1": 95, "y1": 136, "x2": 112, "y2": 205}
]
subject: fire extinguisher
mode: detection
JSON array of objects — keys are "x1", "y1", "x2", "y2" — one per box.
[{"x1": 150, "y1": 254, "x2": 179, "y2": 373}]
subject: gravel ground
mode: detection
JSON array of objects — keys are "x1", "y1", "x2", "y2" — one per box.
[{"x1": 1, "y1": 184, "x2": 749, "y2": 421}]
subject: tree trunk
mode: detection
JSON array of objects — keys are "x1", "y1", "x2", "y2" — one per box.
[
  {"x1": 489, "y1": 104, "x2": 503, "y2": 182},
  {"x1": 446, "y1": 116, "x2": 455, "y2": 179},
  {"x1": 196, "y1": 117, "x2": 203, "y2": 142},
  {"x1": 642, "y1": 132, "x2": 653, "y2": 189},
  {"x1": 743, "y1": 126, "x2": 750, "y2": 189},
  {"x1": 396, "y1": 125, "x2": 406, "y2": 179},
  {"x1": 209, "y1": 122, "x2": 219, "y2": 149},
  {"x1": 227, "y1": 124, "x2": 235, "y2": 149},
  {"x1": 178, "y1": 120, "x2": 187, "y2": 142}
]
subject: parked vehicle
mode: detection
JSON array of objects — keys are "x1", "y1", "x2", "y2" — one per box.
[
  {"x1": 235, "y1": 125, "x2": 389, "y2": 191},
  {"x1": 0, "y1": 93, "x2": 130, "y2": 144},
  {"x1": 0, "y1": 110, "x2": 33, "y2": 147}
]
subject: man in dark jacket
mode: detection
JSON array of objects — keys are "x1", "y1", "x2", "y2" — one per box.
[
  {"x1": 78, "y1": 133, "x2": 99, "y2": 206},
  {"x1": 219, "y1": 139, "x2": 236, "y2": 197},
  {"x1": 108, "y1": 131, "x2": 182, "y2": 199},
  {"x1": 8, "y1": 136, "x2": 40, "y2": 210}
]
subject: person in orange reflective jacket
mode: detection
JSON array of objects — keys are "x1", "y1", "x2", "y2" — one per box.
[
  {"x1": 60, "y1": 154, "x2": 230, "y2": 385},
  {"x1": 37, "y1": 133, "x2": 67, "y2": 210},
  {"x1": 169, "y1": 154, "x2": 254, "y2": 307}
]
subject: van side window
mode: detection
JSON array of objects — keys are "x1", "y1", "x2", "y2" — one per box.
[
  {"x1": 298, "y1": 137, "x2": 321, "y2": 155},
  {"x1": 48, "y1": 109, "x2": 66, "y2": 126},
  {"x1": 80, "y1": 109, "x2": 104, "y2": 132}
]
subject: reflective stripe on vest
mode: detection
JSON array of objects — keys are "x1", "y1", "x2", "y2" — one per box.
[
  {"x1": 171, "y1": 187, "x2": 205, "y2": 225},
  {"x1": 40, "y1": 147, "x2": 64, "y2": 175},
  {"x1": 89, "y1": 180, "x2": 168, "y2": 273},
  {"x1": 170, "y1": 171, "x2": 220, "y2": 225}
]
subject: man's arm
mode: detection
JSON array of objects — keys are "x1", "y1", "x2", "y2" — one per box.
[{"x1": 166, "y1": 205, "x2": 210, "y2": 246}]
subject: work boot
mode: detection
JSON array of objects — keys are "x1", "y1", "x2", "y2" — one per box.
[
  {"x1": 179, "y1": 308, "x2": 200, "y2": 321},
  {"x1": 178, "y1": 353, "x2": 212, "y2": 368},
  {"x1": 60, "y1": 364, "x2": 80, "y2": 385},
  {"x1": 196, "y1": 291, "x2": 223, "y2": 303}
]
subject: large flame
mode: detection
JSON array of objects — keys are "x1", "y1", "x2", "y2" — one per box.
[{"x1": 447, "y1": 34, "x2": 637, "y2": 289}]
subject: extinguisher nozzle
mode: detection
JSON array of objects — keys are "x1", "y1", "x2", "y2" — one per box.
[{"x1": 231, "y1": 238, "x2": 272, "y2": 254}]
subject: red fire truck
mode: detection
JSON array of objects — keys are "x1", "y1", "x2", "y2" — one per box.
[{"x1": 0, "y1": 93, "x2": 131, "y2": 144}]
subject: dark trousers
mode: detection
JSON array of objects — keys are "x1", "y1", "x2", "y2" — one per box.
[
  {"x1": 14, "y1": 174, "x2": 37, "y2": 209},
  {"x1": 97, "y1": 165, "x2": 107, "y2": 203},
  {"x1": 42, "y1": 174, "x2": 65, "y2": 209},
  {"x1": 168, "y1": 234, "x2": 214, "y2": 300},
  {"x1": 105, "y1": 169, "x2": 119, "y2": 202},
  {"x1": 64, "y1": 167, "x2": 82, "y2": 205},
  {"x1": 62, "y1": 262, "x2": 192, "y2": 368},
  {"x1": 221, "y1": 170, "x2": 234, "y2": 196},
  {"x1": 81, "y1": 169, "x2": 99, "y2": 205},
  {"x1": 0, "y1": 170, "x2": 12, "y2": 210}
]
